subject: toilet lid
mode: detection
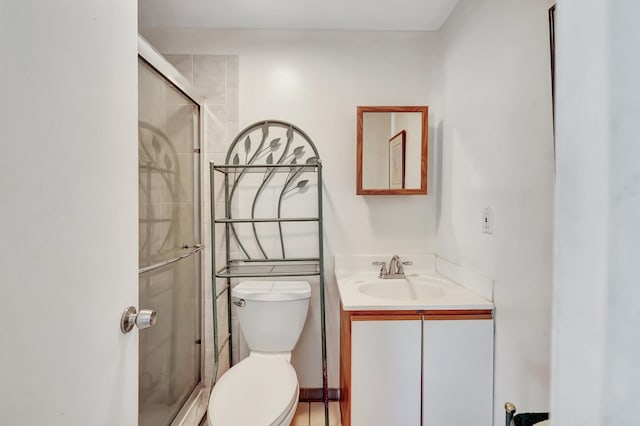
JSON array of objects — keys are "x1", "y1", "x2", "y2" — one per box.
[
  {"x1": 209, "y1": 356, "x2": 299, "y2": 425},
  {"x1": 232, "y1": 281, "x2": 311, "y2": 301}
]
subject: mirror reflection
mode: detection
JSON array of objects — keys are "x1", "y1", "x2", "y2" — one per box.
[{"x1": 357, "y1": 106, "x2": 428, "y2": 194}]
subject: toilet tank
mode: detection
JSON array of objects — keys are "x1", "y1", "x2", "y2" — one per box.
[{"x1": 232, "y1": 281, "x2": 311, "y2": 353}]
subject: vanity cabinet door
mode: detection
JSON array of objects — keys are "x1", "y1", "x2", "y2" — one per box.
[
  {"x1": 422, "y1": 319, "x2": 494, "y2": 426},
  {"x1": 351, "y1": 318, "x2": 422, "y2": 426}
]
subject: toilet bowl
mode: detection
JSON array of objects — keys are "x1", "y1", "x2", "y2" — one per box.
[
  {"x1": 207, "y1": 281, "x2": 311, "y2": 426},
  {"x1": 208, "y1": 356, "x2": 299, "y2": 425}
]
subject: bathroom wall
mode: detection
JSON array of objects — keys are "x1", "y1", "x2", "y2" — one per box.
[
  {"x1": 393, "y1": 112, "x2": 423, "y2": 189},
  {"x1": 362, "y1": 113, "x2": 392, "y2": 188},
  {"x1": 439, "y1": 0, "x2": 555, "y2": 420},
  {"x1": 552, "y1": 0, "x2": 640, "y2": 424},
  {"x1": 141, "y1": 27, "x2": 443, "y2": 388}
]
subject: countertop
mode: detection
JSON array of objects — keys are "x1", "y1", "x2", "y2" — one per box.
[{"x1": 337, "y1": 271, "x2": 494, "y2": 311}]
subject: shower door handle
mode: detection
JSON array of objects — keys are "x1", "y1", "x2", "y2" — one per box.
[{"x1": 120, "y1": 306, "x2": 157, "y2": 333}]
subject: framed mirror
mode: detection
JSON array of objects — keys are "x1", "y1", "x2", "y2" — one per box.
[{"x1": 356, "y1": 106, "x2": 428, "y2": 195}]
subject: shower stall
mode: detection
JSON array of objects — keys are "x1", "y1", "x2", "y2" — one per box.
[{"x1": 137, "y1": 40, "x2": 206, "y2": 426}]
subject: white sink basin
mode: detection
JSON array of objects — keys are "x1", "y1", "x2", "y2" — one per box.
[
  {"x1": 338, "y1": 273, "x2": 494, "y2": 311},
  {"x1": 358, "y1": 279, "x2": 445, "y2": 301}
]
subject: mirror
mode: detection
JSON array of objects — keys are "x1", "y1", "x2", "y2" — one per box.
[{"x1": 356, "y1": 106, "x2": 428, "y2": 195}]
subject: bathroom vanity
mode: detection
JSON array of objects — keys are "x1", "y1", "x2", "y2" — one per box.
[{"x1": 336, "y1": 263, "x2": 494, "y2": 426}]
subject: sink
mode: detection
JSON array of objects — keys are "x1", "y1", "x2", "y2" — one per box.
[
  {"x1": 335, "y1": 257, "x2": 495, "y2": 310},
  {"x1": 352, "y1": 276, "x2": 446, "y2": 301},
  {"x1": 359, "y1": 281, "x2": 445, "y2": 301}
]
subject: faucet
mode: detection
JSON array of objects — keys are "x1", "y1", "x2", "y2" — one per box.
[{"x1": 372, "y1": 255, "x2": 413, "y2": 279}]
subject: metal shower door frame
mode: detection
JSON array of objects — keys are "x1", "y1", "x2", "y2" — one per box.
[{"x1": 137, "y1": 35, "x2": 211, "y2": 426}]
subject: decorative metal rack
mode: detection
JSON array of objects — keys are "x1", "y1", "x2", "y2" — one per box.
[{"x1": 210, "y1": 120, "x2": 329, "y2": 425}]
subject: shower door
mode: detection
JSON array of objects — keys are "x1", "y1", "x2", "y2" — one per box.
[{"x1": 138, "y1": 57, "x2": 202, "y2": 426}]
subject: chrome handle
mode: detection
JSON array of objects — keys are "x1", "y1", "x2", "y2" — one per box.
[
  {"x1": 139, "y1": 244, "x2": 205, "y2": 274},
  {"x1": 233, "y1": 298, "x2": 246, "y2": 308},
  {"x1": 402, "y1": 261, "x2": 413, "y2": 266},
  {"x1": 136, "y1": 309, "x2": 157, "y2": 329},
  {"x1": 372, "y1": 261, "x2": 388, "y2": 276},
  {"x1": 120, "y1": 306, "x2": 157, "y2": 333},
  {"x1": 181, "y1": 243, "x2": 203, "y2": 249}
]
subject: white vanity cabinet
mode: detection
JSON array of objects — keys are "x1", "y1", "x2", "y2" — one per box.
[
  {"x1": 351, "y1": 318, "x2": 422, "y2": 426},
  {"x1": 422, "y1": 317, "x2": 494, "y2": 425},
  {"x1": 340, "y1": 307, "x2": 494, "y2": 426}
]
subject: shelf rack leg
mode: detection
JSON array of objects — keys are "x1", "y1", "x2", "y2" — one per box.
[
  {"x1": 209, "y1": 163, "x2": 219, "y2": 388},
  {"x1": 318, "y1": 164, "x2": 329, "y2": 426},
  {"x1": 223, "y1": 165, "x2": 233, "y2": 368}
]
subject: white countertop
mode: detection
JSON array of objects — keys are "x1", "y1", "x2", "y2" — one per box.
[{"x1": 337, "y1": 271, "x2": 494, "y2": 311}]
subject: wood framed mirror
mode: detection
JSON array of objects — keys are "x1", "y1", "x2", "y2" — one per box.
[{"x1": 356, "y1": 106, "x2": 428, "y2": 195}]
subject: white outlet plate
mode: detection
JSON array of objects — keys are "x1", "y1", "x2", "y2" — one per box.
[{"x1": 482, "y1": 206, "x2": 493, "y2": 234}]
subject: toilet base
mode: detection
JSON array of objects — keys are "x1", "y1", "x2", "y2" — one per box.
[
  {"x1": 207, "y1": 356, "x2": 300, "y2": 426},
  {"x1": 207, "y1": 397, "x2": 297, "y2": 426}
]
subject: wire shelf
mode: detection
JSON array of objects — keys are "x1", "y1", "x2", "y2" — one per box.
[
  {"x1": 210, "y1": 120, "x2": 329, "y2": 425},
  {"x1": 214, "y1": 217, "x2": 319, "y2": 224},
  {"x1": 215, "y1": 260, "x2": 321, "y2": 279},
  {"x1": 212, "y1": 163, "x2": 319, "y2": 174}
]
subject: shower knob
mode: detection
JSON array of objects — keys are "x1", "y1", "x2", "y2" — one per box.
[{"x1": 120, "y1": 306, "x2": 157, "y2": 333}]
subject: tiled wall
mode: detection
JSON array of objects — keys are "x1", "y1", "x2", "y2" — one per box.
[{"x1": 164, "y1": 54, "x2": 239, "y2": 388}]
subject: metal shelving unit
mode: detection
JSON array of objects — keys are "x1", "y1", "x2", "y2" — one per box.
[{"x1": 209, "y1": 120, "x2": 329, "y2": 425}]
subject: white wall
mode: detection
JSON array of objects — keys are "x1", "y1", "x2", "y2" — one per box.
[
  {"x1": 552, "y1": 0, "x2": 640, "y2": 424},
  {"x1": 439, "y1": 0, "x2": 555, "y2": 421},
  {"x1": 393, "y1": 112, "x2": 422, "y2": 188},
  {"x1": 362, "y1": 113, "x2": 391, "y2": 188},
  {"x1": 141, "y1": 28, "x2": 443, "y2": 388},
  {"x1": 0, "y1": 2, "x2": 138, "y2": 424}
]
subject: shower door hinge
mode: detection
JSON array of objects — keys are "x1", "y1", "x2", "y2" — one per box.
[{"x1": 194, "y1": 148, "x2": 201, "y2": 153}]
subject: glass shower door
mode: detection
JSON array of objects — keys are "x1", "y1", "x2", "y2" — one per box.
[{"x1": 138, "y1": 58, "x2": 202, "y2": 426}]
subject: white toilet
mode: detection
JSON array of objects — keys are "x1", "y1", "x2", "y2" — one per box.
[{"x1": 208, "y1": 280, "x2": 311, "y2": 426}]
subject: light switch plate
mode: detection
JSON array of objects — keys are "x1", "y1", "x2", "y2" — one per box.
[{"x1": 482, "y1": 206, "x2": 493, "y2": 234}]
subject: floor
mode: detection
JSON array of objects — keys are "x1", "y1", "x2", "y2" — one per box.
[
  {"x1": 291, "y1": 402, "x2": 342, "y2": 426},
  {"x1": 199, "y1": 401, "x2": 341, "y2": 425}
]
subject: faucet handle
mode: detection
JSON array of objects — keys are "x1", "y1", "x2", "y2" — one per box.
[
  {"x1": 372, "y1": 261, "x2": 388, "y2": 276},
  {"x1": 396, "y1": 260, "x2": 412, "y2": 275}
]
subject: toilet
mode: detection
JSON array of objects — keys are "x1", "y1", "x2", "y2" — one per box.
[{"x1": 208, "y1": 280, "x2": 311, "y2": 426}]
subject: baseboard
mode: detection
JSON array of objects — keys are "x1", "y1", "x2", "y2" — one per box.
[{"x1": 299, "y1": 388, "x2": 340, "y2": 402}]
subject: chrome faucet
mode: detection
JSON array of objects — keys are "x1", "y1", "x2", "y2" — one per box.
[{"x1": 372, "y1": 255, "x2": 413, "y2": 279}]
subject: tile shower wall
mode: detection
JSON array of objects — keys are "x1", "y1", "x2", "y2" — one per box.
[{"x1": 164, "y1": 54, "x2": 239, "y2": 387}]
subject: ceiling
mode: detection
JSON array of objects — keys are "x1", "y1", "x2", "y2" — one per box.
[{"x1": 138, "y1": 0, "x2": 460, "y2": 31}]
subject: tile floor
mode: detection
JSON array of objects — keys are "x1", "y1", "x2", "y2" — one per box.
[
  {"x1": 200, "y1": 401, "x2": 341, "y2": 425},
  {"x1": 291, "y1": 402, "x2": 341, "y2": 426}
]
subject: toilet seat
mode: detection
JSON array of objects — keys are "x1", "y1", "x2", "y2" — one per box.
[{"x1": 209, "y1": 356, "x2": 299, "y2": 425}]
